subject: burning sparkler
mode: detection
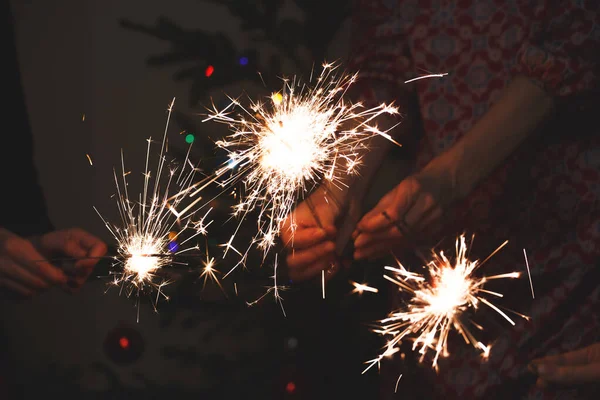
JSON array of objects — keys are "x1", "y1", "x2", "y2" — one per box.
[
  {"x1": 200, "y1": 62, "x2": 399, "y2": 270},
  {"x1": 94, "y1": 98, "x2": 214, "y2": 318},
  {"x1": 364, "y1": 234, "x2": 527, "y2": 373}
]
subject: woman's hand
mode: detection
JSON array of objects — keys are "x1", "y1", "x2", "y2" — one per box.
[
  {"x1": 353, "y1": 156, "x2": 459, "y2": 260},
  {"x1": 282, "y1": 186, "x2": 341, "y2": 282},
  {"x1": 33, "y1": 228, "x2": 107, "y2": 290},
  {"x1": 529, "y1": 343, "x2": 600, "y2": 387},
  {"x1": 0, "y1": 227, "x2": 107, "y2": 297}
]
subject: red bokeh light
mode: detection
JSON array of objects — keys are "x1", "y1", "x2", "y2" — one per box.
[
  {"x1": 285, "y1": 381, "x2": 296, "y2": 393},
  {"x1": 205, "y1": 65, "x2": 214, "y2": 77},
  {"x1": 119, "y1": 336, "x2": 129, "y2": 349}
]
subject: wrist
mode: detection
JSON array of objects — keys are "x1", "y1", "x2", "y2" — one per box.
[{"x1": 419, "y1": 148, "x2": 465, "y2": 204}]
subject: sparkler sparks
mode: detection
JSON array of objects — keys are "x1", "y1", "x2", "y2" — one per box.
[
  {"x1": 350, "y1": 281, "x2": 379, "y2": 295},
  {"x1": 202, "y1": 62, "x2": 399, "y2": 268},
  {"x1": 364, "y1": 235, "x2": 527, "y2": 373},
  {"x1": 94, "y1": 98, "x2": 213, "y2": 316},
  {"x1": 246, "y1": 254, "x2": 287, "y2": 316}
]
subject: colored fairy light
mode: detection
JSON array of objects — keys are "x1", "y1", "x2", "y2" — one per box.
[
  {"x1": 119, "y1": 336, "x2": 129, "y2": 349},
  {"x1": 205, "y1": 65, "x2": 214, "y2": 77},
  {"x1": 168, "y1": 241, "x2": 179, "y2": 253},
  {"x1": 285, "y1": 382, "x2": 296, "y2": 393},
  {"x1": 239, "y1": 56, "x2": 248, "y2": 66},
  {"x1": 185, "y1": 133, "x2": 195, "y2": 144}
]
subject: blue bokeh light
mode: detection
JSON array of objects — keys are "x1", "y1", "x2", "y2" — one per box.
[
  {"x1": 239, "y1": 56, "x2": 249, "y2": 66},
  {"x1": 168, "y1": 241, "x2": 179, "y2": 253}
]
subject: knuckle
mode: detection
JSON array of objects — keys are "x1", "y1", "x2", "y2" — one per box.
[
  {"x1": 422, "y1": 192, "x2": 435, "y2": 206},
  {"x1": 408, "y1": 177, "x2": 422, "y2": 192},
  {"x1": 1, "y1": 237, "x2": 19, "y2": 253}
]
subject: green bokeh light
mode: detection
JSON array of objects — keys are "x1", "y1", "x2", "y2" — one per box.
[{"x1": 185, "y1": 133, "x2": 195, "y2": 144}]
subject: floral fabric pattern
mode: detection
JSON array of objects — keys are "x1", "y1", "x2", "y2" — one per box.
[{"x1": 348, "y1": 1, "x2": 600, "y2": 398}]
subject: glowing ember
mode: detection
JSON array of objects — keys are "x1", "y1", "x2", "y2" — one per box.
[{"x1": 122, "y1": 236, "x2": 165, "y2": 282}]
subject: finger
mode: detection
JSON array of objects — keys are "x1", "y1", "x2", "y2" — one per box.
[
  {"x1": 354, "y1": 226, "x2": 402, "y2": 250},
  {"x1": 535, "y1": 362, "x2": 600, "y2": 385},
  {"x1": 22, "y1": 254, "x2": 68, "y2": 286},
  {"x1": 401, "y1": 197, "x2": 440, "y2": 234},
  {"x1": 354, "y1": 190, "x2": 398, "y2": 234},
  {"x1": 289, "y1": 259, "x2": 334, "y2": 282},
  {"x1": 531, "y1": 344, "x2": 600, "y2": 368},
  {"x1": 62, "y1": 238, "x2": 88, "y2": 259},
  {"x1": 75, "y1": 230, "x2": 106, "y2": 253},
  {"x1": 282, "y1": 228, "x2": 327, "y2": 250},
  {"x1": 293, "y1": 204, "x2": 322, "y2": 228},
  {"x1": 3, "y1": 238, "x2": 67, "y2": 285},
  {"x1": 357, "y1": 177, "x2": 422, "y2": 233},
  {"x1": 356, "y1": 212, "x2": 394, "y2": 234},
  {"x1": 39, "y1": 230, "x2": 86, "y2": 259},
  {"x1": 0, "y1": 277, "x2": 35, "y2": 297},
  {"x1": 287, "y1": 241, "x2": 336, "y2": 269},
  {"x1": 354, "y1": 239, "x2": 397, "y2": 261},
  {"x1": 74, "y1": 239, "x2": 108, "y2": 278},
  {"x1": 0, "y1": 258, "x2": 50, "y2": 290}
]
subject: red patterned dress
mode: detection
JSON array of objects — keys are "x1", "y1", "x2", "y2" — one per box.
[{"x1": 349, "y1": 1, "x2": 600, "y2": 398}]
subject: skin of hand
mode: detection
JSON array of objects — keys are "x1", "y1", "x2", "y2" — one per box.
[
  {"x1": 0, "y1": 227, "x2": 107, "y2": 297},
  {"x1": 353, "y1": 75, "x2": 555, "y2": 260},
  {"x1": 529, "y1": 343, "x2": 600, "y2": 387},
  {"x1": 281, "y1": 186, "x2": 341, "y2": 282},
  {"x1": 352, "y1": 155, "x2": 457, "y2": 260}
]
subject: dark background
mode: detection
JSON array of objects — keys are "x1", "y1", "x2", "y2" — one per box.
[{"x1": 1, "y1": 1, "x2": 410, "y2": 398}]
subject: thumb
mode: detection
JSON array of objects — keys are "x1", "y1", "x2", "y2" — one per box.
[{"x1": 536, "y1": 362, "x2": 600, "y2": 385}]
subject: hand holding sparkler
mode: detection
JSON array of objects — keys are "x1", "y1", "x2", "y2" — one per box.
[
  {"x1": 529, "y1": 343, "x2": 600, "y2": 388},
  {"x1": 204, "y1": 62, "x2": 399, "y2": 268},
  {"x1": 281, "y1": 185, "x2": 340, "y2": 282},
  {"x1": 353, "y1": 157, "x2": 459, "y2": 260},
  {"x1": 0, "y1": 227, "x2": 107, "y2": 297}
]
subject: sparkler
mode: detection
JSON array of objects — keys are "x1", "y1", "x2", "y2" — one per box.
[
  {"x1": 364, "y1": 234, "x2": 527, "y2": 373},
  {"x1": 200, "y1": 62, "x2": 399, "y2": 271},
  {"x1": 93, "y1": 98, "x2": 214, "y2": 317}
]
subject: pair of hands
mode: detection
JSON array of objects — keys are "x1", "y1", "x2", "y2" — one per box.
[
  {"x1": 282, "y1": 157, "x2": 458, "y2": 281},
  {"x1": 530, "y1": 343, "x2": 600, "y2": 388},
  {"x1": 0, "y1": 227, "x2": 107, "y2": 297}
]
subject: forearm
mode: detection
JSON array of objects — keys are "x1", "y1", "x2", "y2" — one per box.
[{"x1": 437, "y1": 75, "x2": 555, "y2": 198}]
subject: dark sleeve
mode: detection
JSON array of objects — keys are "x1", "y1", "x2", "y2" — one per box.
[{"x1": 0, "y1": 0, "x2": 54, "y2": 236}]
